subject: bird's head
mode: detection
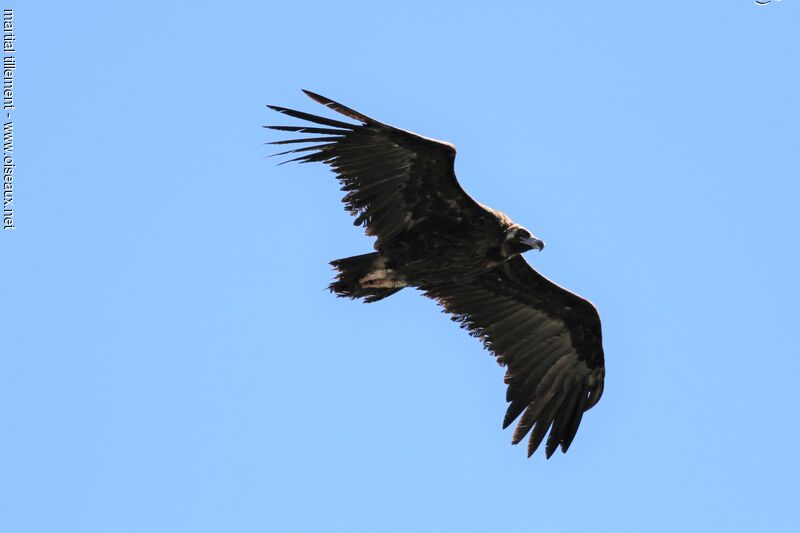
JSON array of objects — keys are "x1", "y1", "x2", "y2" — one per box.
[{"x1": 502, "y1": 225, "x2": 545, "y2": 257}]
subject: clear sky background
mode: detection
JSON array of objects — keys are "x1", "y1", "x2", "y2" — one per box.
[{"x1": 4, "y1": 1, "x2": 799, "y2": 532}]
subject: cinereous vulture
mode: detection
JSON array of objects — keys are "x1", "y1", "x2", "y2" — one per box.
[{"x1": 267, "y1": 91, "x2": 605, "y2": 458}]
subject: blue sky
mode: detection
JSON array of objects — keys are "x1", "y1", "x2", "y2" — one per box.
[{"x1": 4, "y1": 1, "x2": 800, "y2": 532}]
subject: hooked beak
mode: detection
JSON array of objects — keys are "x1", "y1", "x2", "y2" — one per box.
[{"x1": 521, "y1": 236, "x2": 545, "y2": 252}]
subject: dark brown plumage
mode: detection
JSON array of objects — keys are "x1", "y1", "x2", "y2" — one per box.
[{"x1": 266, "y1": 90, "x2": 605, "y2": 458}]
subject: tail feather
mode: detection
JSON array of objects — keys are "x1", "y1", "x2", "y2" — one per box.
[{"x1": 329, "y1": 252, "x2": 402, "y2": 303}]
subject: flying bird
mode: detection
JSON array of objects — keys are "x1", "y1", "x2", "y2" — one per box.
[{"x1": 266, "y1": 91, "x2": 605, "y2": 458}]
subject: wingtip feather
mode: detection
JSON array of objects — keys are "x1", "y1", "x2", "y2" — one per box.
[
  {"x1": 545, "y1": 441, "x2": 558, "y2": 459},
  {"x1": 301, "y1": 89, "x2": 374, "y2": 124},
  {"x1": 301, "y1": 88, "x2": 325, "y2": 101}
]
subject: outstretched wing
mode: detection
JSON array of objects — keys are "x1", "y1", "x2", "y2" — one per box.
[
  {"x1": 423, "y1": 255, "x2": 605, "y2": 458},
  {"x1": 266, "y1": 90, "x2": 491, "y2": 241}
]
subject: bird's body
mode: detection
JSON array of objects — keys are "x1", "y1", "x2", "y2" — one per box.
[
  {"x1": 267, "y1": 91, "x2": 605, "y2": 458},
  {"x1": 363, "y1": 207, "x2": 511, "y2": 286}
]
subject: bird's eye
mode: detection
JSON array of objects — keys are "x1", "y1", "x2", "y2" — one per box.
[{"x1": 518, "y1": 229, "x2": 530, "y2": 239}]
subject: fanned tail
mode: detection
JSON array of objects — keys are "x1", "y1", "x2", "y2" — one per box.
[{"x1": 329, "y1": 252, "x2": 404, "y2": 303}]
